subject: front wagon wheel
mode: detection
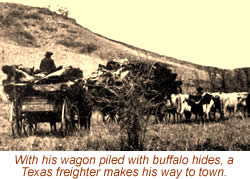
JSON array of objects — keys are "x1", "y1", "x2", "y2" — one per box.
[{"x1": 10, "y1": 101, "x2": 23, "y2": 138}]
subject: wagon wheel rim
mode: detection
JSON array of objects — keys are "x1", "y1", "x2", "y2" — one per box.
[
  {"x1": 10, "y1": 101, "x2": 22, "y2": 138},
  {"x1": 61, "y1": 98, "x2": 80, "y2": 135},
  {"x1": 61, "y1": 98, "x2": 69, "y2": 135}
]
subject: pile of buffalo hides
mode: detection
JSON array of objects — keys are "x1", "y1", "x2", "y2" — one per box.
[
  {"x1": 86, "y1": 59, "x2": 130, "y2": 108},
  {"x1": 86, "y1": 58, "x2": 182, "y2": 110},
  {"x1": 2, "y1": 65, "x2": 83, "y2": 84},
  {"x1": 2, "y1": 65, "x2": 83, "y2": 96}
]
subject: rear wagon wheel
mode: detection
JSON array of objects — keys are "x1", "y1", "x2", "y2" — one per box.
[{"x1": 61, "y1": 98, "x2": 81, "y2": 136}]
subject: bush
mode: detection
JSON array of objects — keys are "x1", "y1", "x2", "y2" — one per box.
[
  {"x1": 60, "y1": 23, "x2": 69, "y2": 28},
  {"x1": 23, "y1": 22, "x2": 29, "y2": 27},
  {"x1": 14, "y1": 30, "x2": 38, "y2": 47},
  {"x1": 23, "y1": 13, "x2": 42, "y2": 20},
  {"x1": 40, "y1": 25, "x2": 57, "y2": 32},
  {"x1": 67, "y1": 29, "x2": 78, "y2": 34},
  {"x1": 56, "y1": 39, "x2": 83, "y2": 48},
  {"x1": 2, "y1": 15, "x2": 18, "y2": 27},
  {"x1": 56, "y1": 40, "x2": 98, "y2": 54},
  {"x1": 1, "y1": 9, "x2": 26, "y2": 27},
  {"x1": 16, "y1": 30, "x2": 35, "y2": 41},
  {"x1": 0, "y1": 15, "x2": 3, "y2": 23},
  {"x1": 79, "y1": 43, "x2": 98, "y2": 54},
  {"x1": 8, "y1": 10, "x2": 24, "y2": 18},
  {"x1": 56, "y1": 7, "x2": 69, "y2": 17},
  {"x1": 37, "y1": 8, "x2": 54, "y2": 15}
]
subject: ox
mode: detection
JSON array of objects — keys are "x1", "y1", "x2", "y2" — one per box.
[
  {"x1": 246, "y1": 93, "x2": 250, "y2": 117},
  {"x1": 163, "y1": 94, "x2": 178, "y2": 122},
  {"x1": 186, "y1": 93, "x2": 214, "y2": 121},
  {"x1": 202, "y1": 93, "x2": 215, "y2": 120},
  {"x1": 175, "y1": 93, "x2": 192, "y2": 122},
  {"x1": 209, "y1": 93, "x2": 222, "y2": 119},
  {"x1": 211, "y1": 92, "x2": 247, "y2": 119},
  {"x1": 163, "y1": 93, "x2": 191, "y2": 123},
  {"x1": 236, "y1": 92, "x2": 249, "y2": 117},
  {"x1": 176, "y1": 93, "x2": 215, "y2": 122}
]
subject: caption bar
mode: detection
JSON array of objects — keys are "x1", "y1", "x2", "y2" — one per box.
[{"x1": 14, "y1": 153, "x2": 237, "y2": 178}]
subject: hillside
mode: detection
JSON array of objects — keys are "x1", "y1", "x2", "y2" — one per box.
[{"x1": 0, "y1": 2, "x2": 249, "y2": 101}]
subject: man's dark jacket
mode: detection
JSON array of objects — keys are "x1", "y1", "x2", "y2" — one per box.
[{"x1": 40, "y1": 57, "x2": 56, "y2": 73}]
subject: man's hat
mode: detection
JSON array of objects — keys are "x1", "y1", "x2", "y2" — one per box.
[
  {"x1": 45, "y1": 51, "x2": 53, "y2": 57},
  {"x1": 197, "y1": 87, "x2": 203, "y2": 93}
]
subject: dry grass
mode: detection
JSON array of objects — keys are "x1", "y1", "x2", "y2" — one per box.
[
  {"x1": 144, "y1": 118, "x2": 250, "y2": 151},
  {"x1": 0, "y1": 102, "x2": 249, "y2": 151}
]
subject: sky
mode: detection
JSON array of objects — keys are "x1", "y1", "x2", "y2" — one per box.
[{"x1": 1, "y1": 0, "x2": 250, "y2": 69}]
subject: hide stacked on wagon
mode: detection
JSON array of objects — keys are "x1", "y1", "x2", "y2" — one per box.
[{"x1": 85, "y1": 58, "x2": 182, "y2": 123}]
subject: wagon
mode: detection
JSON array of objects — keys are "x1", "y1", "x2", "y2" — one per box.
[
  {"x1": 5, "y1": 80, "x2": 91, "y2": 137},
  {"x1": 85, "y1": 82, "x2": 122, "y2": 124}
]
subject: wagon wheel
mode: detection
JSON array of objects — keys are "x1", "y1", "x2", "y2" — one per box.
[
  {"x1": 101, "y1": 105, "x2": 118, "y2": 124},
  {"x1": 103, "y1": 111, "x2": 118, "y2": 124},
  {"x1": 10, "y1": 101, "x2": 23, "y2": 138},
  {"x1": 23, "y1": 119, "x2": 36, "y2": 136},
  {"x1": 61, "y1": 98, "x2": 80, "y2": 136},
  {"x1": 103, "y1": 114, "x2": 112, "y2": 124},
  {"x1": 61, "y1": 98, "x2": 69, "y2": 136},
  {"x1": 154, "y1": 103, "x2": 166, "y2": 123},
  {"x1": 68, "y1": 104, "x2": 81, "y2": 134}
]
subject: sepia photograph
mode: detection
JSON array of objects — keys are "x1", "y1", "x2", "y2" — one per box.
[{"x1": 0, "y1": 0, "x2": 249, "y2": 151}]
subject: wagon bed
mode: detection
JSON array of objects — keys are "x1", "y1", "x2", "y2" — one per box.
[{"x1": 2, "y1": 65, "x2": 90, "y2": 137}]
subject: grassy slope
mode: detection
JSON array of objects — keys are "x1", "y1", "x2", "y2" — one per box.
[{"x1": 1, "y1": 2, "x2": 246, "y2": 98}]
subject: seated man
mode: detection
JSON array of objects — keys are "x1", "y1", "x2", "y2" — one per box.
[{"x1": 40, "y1": 51, "x2": 56, "y2": 74}]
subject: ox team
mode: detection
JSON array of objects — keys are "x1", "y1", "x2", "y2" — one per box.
[{"x1": 163, "y1": 87, "x2": 250, "y2": 122}]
